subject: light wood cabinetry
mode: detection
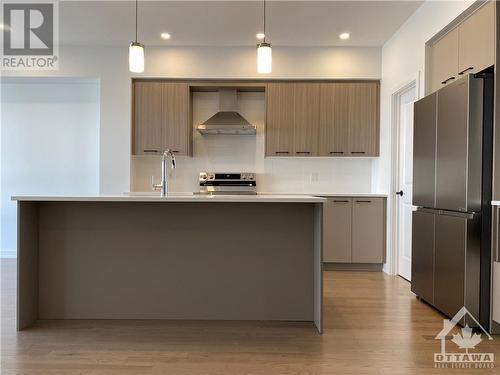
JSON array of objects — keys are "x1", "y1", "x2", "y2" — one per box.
[
  {"x1": 267, "y1": 81, "x2": 379, "y2": 157},
  {"x1": 430, "y1": 28, "x2": 459, "y2": 93},
  {"x1": 458, "y1": 1, "x2": 495, "y2": 76},
  {"x1": 132, "y1": 81, "x2": 191, "y2": 156},
  {"x1": 133, "y1": 82, "x2": 163, "y2": 155},
  {"x1": 293, "y1": 83, "x2": 320, "y2": 156},
  {"x1": 323, "y1": 198, "x2": 352, "y2": 263},
  {"x1": 428, "y1": 1, "x2": 495, "y2": 93},
  {"x1": 351, "y1": 198, "x2": 385, "y2": 263},
  {"x1": 266, "y1": 83, "x2": 295, "y2": 156},
  {"x1": 348, "y1": 83, "x2": 379, "y2": 156},
  {"x1": 319, "y1": 83, "x2": 349, "y2": 156},
  {"x1": 323, "y1": 197, "x2": 386, "y2": 264}
]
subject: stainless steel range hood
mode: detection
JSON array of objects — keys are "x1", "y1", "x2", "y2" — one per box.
[{"x1": 197, "y1": 89, "x2": 256, "y2": 135}]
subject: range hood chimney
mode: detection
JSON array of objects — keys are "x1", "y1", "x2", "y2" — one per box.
[{"x1": 196, "y1": 89, "x2": 256, "y2": 135}]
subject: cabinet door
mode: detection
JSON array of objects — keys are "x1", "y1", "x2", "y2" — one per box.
[
  {"x1": 162, "y1": 83, "x2": 189, "y2": 155},
  {"x1": 323, "y1": 198, "x2": 352, "y2": 262},
  {"x1": 266, "y1": 83, "x2": 295, "y2": 156},
  {"x1": 293, "y1": 83, "x2": 320, "y2": 156},
  {"x1": 458, "y1": 1, "x2": 495, "y2": 75},
  {"x1": 351, "y1": 198, "x2": 385, "y2": 263},
  {"x1": 430, "y1": 28, "x2": 459, "y2": 92},
  {"x1": 411, "y1": 210, "x2": 435, "y2": 304},
  {"x1": 133, "y1": 82, "x2": 163, "y2": 155},
  {"x1": 348, "y1": 83, "x2": 379, "y2": 156},
  {"x1": 319, "y1": 83, "x2": 349, "y2": 156}
]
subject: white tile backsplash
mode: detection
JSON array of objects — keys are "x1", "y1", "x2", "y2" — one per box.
[{"x1": 131, "y1": 91, "x2": 373, "y2": 194}]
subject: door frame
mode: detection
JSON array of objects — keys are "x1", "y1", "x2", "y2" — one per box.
[{"x1": 388, "y1": 71, "x2": 421, "y2": 276}]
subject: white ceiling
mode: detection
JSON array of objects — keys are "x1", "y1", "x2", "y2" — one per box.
[{"x1": 59, "y1": 1, "x2": 423, "y2": 47}]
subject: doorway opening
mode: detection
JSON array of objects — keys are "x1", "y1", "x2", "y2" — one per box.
[{"x1": 391, "y1": 76, "x2": 419, "y2": 281}]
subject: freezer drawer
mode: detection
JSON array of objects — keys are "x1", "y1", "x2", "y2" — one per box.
[
  {"x1": 494, "y1": 262, "x2": 500, "y2": 324},
  {"x1": 411, "y1": 210, "x2": 435, "y2": 304},
  {"x1": 413, "y1": 93, "x2": 437, "y2": 208},
  {"x1": 434, "y1": 213, "x2": 466, "y2": 318}
]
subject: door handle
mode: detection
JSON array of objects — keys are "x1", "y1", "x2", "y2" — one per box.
[
  {"x1": 396, "y1": 190, "x2": 404, "y2": 196},
  {"x1": 441, "y1": 76, "x2": 455, "y2": 85},
  {"x1": 458, "y1": 67, "x2": 474, "y2": 75}
]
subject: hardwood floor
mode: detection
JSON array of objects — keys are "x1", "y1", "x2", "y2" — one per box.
[{"x1": 1, "y1": 258, "x2": 499, "y2": 374}]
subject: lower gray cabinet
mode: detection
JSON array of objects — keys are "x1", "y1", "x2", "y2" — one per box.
[
  {"x1": 323, "y1": 197, "x2": 386, "y2": 264},
  {"x1": 323, "y1": 198, "x2": 352, "y2": 262}
]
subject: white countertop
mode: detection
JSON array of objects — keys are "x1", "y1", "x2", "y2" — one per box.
[
  {"x1": 262, "y1": 192, "x2": 388, "y2": 198},
  {"x1": 491, "y1": 201, "x2": 500, "y2": 206},
  {"x1": 11, "y1": 194, "x2": 326, "y2": 203}
]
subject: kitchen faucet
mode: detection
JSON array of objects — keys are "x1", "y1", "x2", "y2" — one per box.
[{"x1": 151, "y1": 149, "x2": 176, "y2": 197}]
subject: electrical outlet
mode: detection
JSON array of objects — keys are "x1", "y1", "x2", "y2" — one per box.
[{"x1": 310, "y1": 172, "x2": 319, "y2": 182}]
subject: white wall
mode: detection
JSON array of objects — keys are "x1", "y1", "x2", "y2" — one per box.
[
  {"x1": 0, "y1": 79, "x2": 100, "y2": 256},
  {"x1": 377, "y1": 0, "x2": 475, "y2": 273},
  {"x1": 132, "y1": 92, "x2": 373, "y2": 193},
  {"x1": 2, "y1": 45, "x2": 381, "y2": 194}
]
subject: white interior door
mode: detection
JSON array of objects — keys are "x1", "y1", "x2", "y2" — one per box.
[{"x1": 397, "y1": 91, "x2": 416, "y2": 281}]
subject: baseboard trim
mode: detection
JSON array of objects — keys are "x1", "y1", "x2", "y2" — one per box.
[
  {"x1": 0, "y1": 249, "x2": 17, "y2": 259},
  {"x1": 323, "y1": 263, "x2": 383, "y2": 272}
]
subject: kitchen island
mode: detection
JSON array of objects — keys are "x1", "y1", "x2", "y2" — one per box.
[{"x1": 13, "y1": 194, "x2": 325, "y2": 332}]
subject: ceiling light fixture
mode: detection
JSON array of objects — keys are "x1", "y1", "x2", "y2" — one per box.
[
  {"x1": 256, "y1": 32, "x2": 265, "y2": 40},
  {"x1": 161, "y1": 32, "x2": 171, "y2": 40},
  {"x1": 256, "y1": 0, "x2": 272, "y2": 74},
  {"x1": 129, "y1": 0, "x2": 145, "y2": 73},
  {"x1": 339, "y1": 32, "x2": 350, "y2": 40}
]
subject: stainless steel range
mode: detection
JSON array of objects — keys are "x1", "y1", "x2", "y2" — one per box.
[{"x1": 198, "y1": 172, "x2": 257, "y2": 195}]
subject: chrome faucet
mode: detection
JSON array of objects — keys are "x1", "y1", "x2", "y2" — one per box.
[{"x1": 152, "y1": 149, "x2": 176, "y2": 197}]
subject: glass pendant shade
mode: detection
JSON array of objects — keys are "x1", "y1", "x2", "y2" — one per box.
[
  {"x1": 129, "y1": 42, "x2": 144, "y2": 73},
  {"x1": 257, "y1": 42, "x2": 272, "y2": 74}
]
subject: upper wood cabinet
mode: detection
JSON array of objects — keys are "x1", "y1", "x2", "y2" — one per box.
[
  {"x1": 348, "y1": 83, "x2": 379, "y2": 156},
  {"x1": 430, "y1": 28, "x2": 459, "y2": 93},
  {"x1": 132, "y1": 81, "x2": 191, "y2": 156},
  {"x1": 318, "y1": 82, "x2": 379, "y2": 156},
  {"x1": 458, "y1": 1, "x2": 495, "y2": 75},
  {"x1": 293, "y1": 83, "x2": 320, "y2": 156},
  {"x1": 428, "y1": 1, "x2": 495, "y2": 93},
  {"x1": 266, "y1": 83, "x2": 295, "y2": 156},
  {"x1": 319, "y1": 83, "x2": 349, "y2": 156},
  {"x1": 133, "y1": 82, "x2": 163, "y2": 155}
]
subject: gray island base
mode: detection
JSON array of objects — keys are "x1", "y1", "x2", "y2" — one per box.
[{"x1": 14, "y1": 195, "x2": 324, "y2": 333}]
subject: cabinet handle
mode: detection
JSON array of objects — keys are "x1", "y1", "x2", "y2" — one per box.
[
  {"x1": 355, "y1": 200, "x2": 372, "y2": 203},
  {"x1": 351, "y1": 151, "x2": 366, "y2": 154},
  {"x1": 330, "y1": 151, "x2": 344, "y2": 155},
  {"x1": 275, "y1": 151, "x2": 290, "y2": 155},
  {"x1": 333, "y1": 200, "x2": 350, "y2": 203},
  {"x1": 458, "y1": 67, "x2": 474, "y2": 75},
  {"x1": 441, "y1": 76, "x2": 455, "y2": 85},
  {"x1": 172, "y1": 150, "x2": 180, "y2": 153},
  {"x1": 143, "y1": 149, "x2": 159, "y2": 153},
  {"x1": 296, "y1": 151, "x2": 311, "y2": 155}
]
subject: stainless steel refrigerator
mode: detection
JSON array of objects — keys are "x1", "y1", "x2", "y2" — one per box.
[{"x1": 411, "y1": 72, "x2": 494, "y2": 330}]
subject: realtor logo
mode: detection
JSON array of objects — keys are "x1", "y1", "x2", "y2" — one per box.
[
  {"x1": 1, "y1": 0, "x2": 59, "y2": 70},
  {"x1": 434, "y1": 307, "x2": 495, "y2": 369}
]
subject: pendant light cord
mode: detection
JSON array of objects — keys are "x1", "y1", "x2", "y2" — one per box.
[
  {"x1": 135, "y1": 0, "x2": 138, "y2": 42},
  {"x1": 263, "y1": 0, "x2": 266, "y2": 42}
]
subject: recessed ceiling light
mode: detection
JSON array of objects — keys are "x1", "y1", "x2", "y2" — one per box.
[
  {"x1": 339, "y1": 32, "x2": 350, "y2": 40},
  {"x1": 160, "y1": 32, "x2": 171, "y2": 40},
  {"x1": 256, "y1": 33, "x2": 265, "y2": 40}
]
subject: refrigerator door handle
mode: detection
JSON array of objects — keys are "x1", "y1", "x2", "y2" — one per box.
[{"x1": 415, "y1": 207, "x2": 478, "y2": 219}]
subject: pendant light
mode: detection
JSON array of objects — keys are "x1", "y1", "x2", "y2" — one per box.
[
  {"x1": 129, "y1": 0, "x2": 144, "y2": 73},
  {"x1": 257, "y1": 0, "x2": 272, "y2": 74}
]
